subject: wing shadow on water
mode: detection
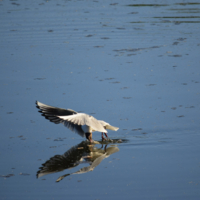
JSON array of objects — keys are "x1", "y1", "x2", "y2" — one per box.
[{"x1": 37, "y1": 139, "x2": 127, "y2": 182}]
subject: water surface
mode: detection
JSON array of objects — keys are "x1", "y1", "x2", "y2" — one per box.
[{"x1": 0, "y1": 0, "x2": 200, "y2": 199}]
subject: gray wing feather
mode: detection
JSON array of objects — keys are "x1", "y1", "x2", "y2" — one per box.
[
  {"x1": 62, "y1": 121, "x2": 85, "y2": 137},
  {"x1": 36, "y1": 101, "x2": 85, "y2": 137}
]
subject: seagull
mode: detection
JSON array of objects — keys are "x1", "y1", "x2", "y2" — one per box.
[{"x1": 36, "y1": 101, "x2": 119, "y2": 142}]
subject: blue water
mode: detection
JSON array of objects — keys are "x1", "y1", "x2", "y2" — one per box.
[{"x1": 0, "y1": 0, "x2": 200, "y2": 199}]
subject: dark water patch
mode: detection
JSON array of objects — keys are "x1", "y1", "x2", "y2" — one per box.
[
  {"x1": 170, "y1": 8, "x2": 200, "y2": 10},
  {"x1": 130, "y1": 20, "x2": 200, "y2": 23},
  {"x1": 19, "y1": 173, "x2": 30, "y2": 176},
  {"x1": 7, "y1": 112, "x2": 13, "y2": 114},
  {"x1": 85, "y1": 34, "x2": 93, "y2": 37},
  {"x1": 168, "y1": 55, "x2": 182, "y2": 57},
  {"x1": 48, "y1": 30, "x2": 53, "y2": 32},
  {"x1": 132, "y1": 128, "x2": 142, "y2": 131},
  {"x1": 105, "y1": 78, "x2": 115, "y2": 80},
  {"x1": 11, "y1": 2, "x2": 20, "y2": 6},
  {"x1": 120, "y1": 118, "x2": 129, "y2": 121},
  {"x1": 0, "y1": 174, "x2": 15, "y2": 178},
  {"x1": 174, "y1": 21, "x2": 200, "y2": 23},
  {"x1": 113, "y1": 46, "x2": 161, "y2": 55},
  {"x1": 176, "y1": 38, "x2": 187, "y2": 41},
  {"x1": 192, "y1": 80, "x2": 199, "y2": 83},
  {"x1": 110, "y1": 3, "x2": 118, "y2": 6},
  {"x1": 54, "y1": 137, "x2": 66, "y2": 141},
  {"x1": 134, "y1": 27, "x2": 143, "y2": 30},
  {"x1": 126, "y1": 4, "x2": 168, "y2": 7},
  {"x1": 174, "y1": 3, "x2": 200, "y2": 6},
  {"x1": 171, "y1": 107, "x2": 177, "y2": 110},
  {"x1": 114, "y1": 48, "x2": 145, "y2": 53},
  {"x1": 173, "y1": 42, "x2": 179, "y2": 45},
  {"x1": 169, "y1": 8, "x2": 200, "y2": 14},
  {"x1": 94, "y1": 46, "x2": 104, "y2": 48},
  {"x1": 127, "y1": 54, "x2": 136, "y2": 56},
  {"x1": 177, "y1": 115, "x2": 184, "y2": 118},
  {"x1": 129, "y1": 12, "x2": 138, "y2": 14},
  {"x1": 146, "y1": 84, "x2": 156, "y2": 86},
  {"x1": 182, "y1": 83, "x2": 187, "y2": 85},
  {"x1": 110, "y1": 81, "x2": 120, "y2": 84},
  {"x1": 123, "y1": 97, "x2": 132, "y2": 99},
  {"x1": 116, "y1": 27, "x2": 126, "y2": 30},
  {"x1": 34, "y1": 78, "x2": 46, "y2": 80},
  {"x1": 101, "y1": 37, "x2": 110, "y2": 39},
  {"x1": 185, "y1": 106, "x2": 195, "y2": 108},
  {"x1": 154, "y1": 16, "x2": 200, "y2": 19}
]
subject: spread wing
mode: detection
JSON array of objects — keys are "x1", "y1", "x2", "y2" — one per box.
[
  {"x1": 36, "y1": 101, "x2": 85, "y2": 137},
  {"x1": 58, "y1": 113, "x2": 107, "y2": 133}
]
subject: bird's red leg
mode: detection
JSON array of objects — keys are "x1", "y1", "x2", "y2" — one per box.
[
  {"x1": 104, "y1": 132, "x2": 108, "y2": 138},
  {"x1": 90, "y1": 133, "x2": 94, "y2": 143},
  {"x1": 102, "y1": 132, "x2": 106, "y2": 141}
]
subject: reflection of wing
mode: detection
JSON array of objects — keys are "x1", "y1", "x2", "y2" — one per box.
[
  {"x1": 73, "y1": 154, "x2": 106, "y2": 174},
  {"x1": 37, "y1": 140, "x2": 121, "y2": 182},
  {"x1": 58, "y1": 114, "x2": 107, "y2": 133},
  {"x1": 37, "y1": 141, "x2": 88, "y2": 178},
  {"x1": 105, "y1": 146, "x2": 119, "y2": 156},
  {"x1": 56, "y1": 154, "x2": 106, "y2": 182},
  {"x1": 56, "y1": 146, "x2": 120, "y2": 182},
  {"x1": 37, "y1": 154, "x2": 71, "y2": 178}
]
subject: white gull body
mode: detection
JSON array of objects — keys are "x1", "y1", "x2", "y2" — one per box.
[{"x1": 36, "y1": 101, "x2": 119, "y2": 142}]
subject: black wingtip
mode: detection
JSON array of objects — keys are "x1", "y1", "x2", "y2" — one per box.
[{"x1": 35, "y1": 101, "x2": 40, "y2": 109}]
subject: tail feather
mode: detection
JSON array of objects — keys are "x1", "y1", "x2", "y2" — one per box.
[{"x1": 105, "y1": 125, "x2": 119, "y2": 131}]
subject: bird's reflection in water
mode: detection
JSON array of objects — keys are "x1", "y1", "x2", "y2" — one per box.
[{"x1": 37, "y1": 139, "x2": 124, "y2": 182}]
